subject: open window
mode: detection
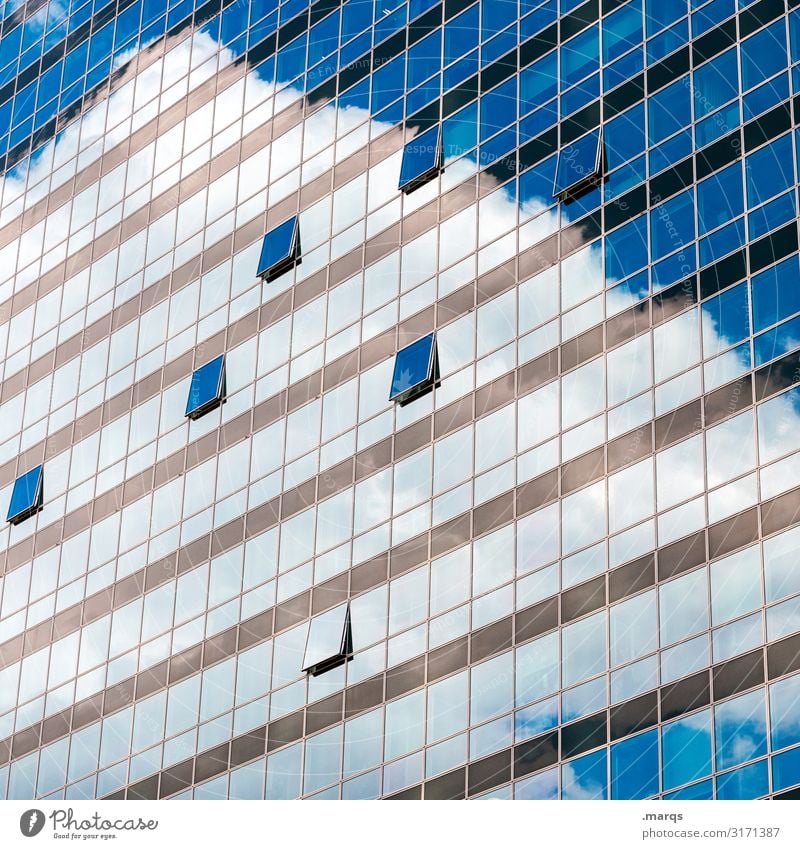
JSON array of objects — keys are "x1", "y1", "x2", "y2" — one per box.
[
  {"x1": 7, "y1": 464, "x2": 43, "y2": 525},
  {"x1": 302, "y1": 603, "x2": 352, "y2": 676},
  {"x1": 185, "y1": 354, "x2": 226, "y2": 420},
  {"x1": 553, "y1": 128, "x2": 603, "y2": 200},
  {"x1": 257, "y1": 215, "x2": 301, "y2": 282},
  {"x1": 398, "y1": 124, "x2": 442, "y2": 194},
  {"x1": 389, "y1": 332, "x2": 440, "y2": 405}
]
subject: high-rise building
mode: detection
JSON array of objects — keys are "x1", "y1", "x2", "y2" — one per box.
[{"x1": 0, "y1": 0, "x2": 799, "y2": 802}]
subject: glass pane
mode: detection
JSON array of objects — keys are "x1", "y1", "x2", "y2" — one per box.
[
  {"x1": 553, "y1": 128, "x2": 602, "y2": 196},
  {"x1": 256, "y1": 215, "x2": 300, "y2": 281},
  {"x1": 389, "y1": 333, "x2": 436, "y2": 401},
  {"x1": 185, "y1": 355, "x2": 225, "y2": 418},
  {"x1": 7, "y1": 464, "x2": 43, "y2": 523},
  {"x1": 662, "y1": 710, "x2": 712, "y2": 791},
  {"x1": 714, "y1": 689, "x2": 767, "y2": 771},
  {"x1": 398, "y1": 124, "x2": 441, "y2": 192},
  {"x1": 302, "y1": 603, "x2": 350, "y2": 674},
  {"x1": 611, "y1": 729, "x2": 659, "y2": 799}
]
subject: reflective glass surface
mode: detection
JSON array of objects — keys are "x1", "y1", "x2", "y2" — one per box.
[
  {"x1": 302, "y1": 603, "x2": 351, "y2": 676},
  {"x1": 6, "y1": 464, "x2": 43, "y2": 524},
  {"x1": 553, "y1": 128, "x2": 602, "y2": 196},
  {"x1": 389, "y1": 333, "x2": 437, "y2": 404},
  {"x1": 256, "y1": 216, "x2": 301, "y2": 283},
  {"x1": 398, "y1": 124, "x2": 442, "y2": 193},
  {"x1": 185, "y1": 355, "x2": 226, "y2": 420}
]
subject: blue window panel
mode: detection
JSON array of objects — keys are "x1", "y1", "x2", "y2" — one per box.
[
  {"x1": 744, "y1": 72, "x2": 789, "y2": 122},
  {"x1": 560, "y1": 73, "x2": 599, "y2": 119},
  {"x1": 646, "y1": 0, "x2": 687, "y2": 37},
  {"x1": 605, "y1": 216, "x2": 648, "y2": 284},
  {"x1": 698, "y1": 100, "x2": 738, "y2": 149},
  {"x1": 652, "y1": 248, "x2": 695, "y2": 292},
  {"x1": 444, "y1": 5, "x2": 479, "y2": 65},
  {"x1": 699, "y1": 218, "x2": 745, "y2": 267},
  {"x1": 307, "y1": 10, "x2": 340, "y2": 68},
  {"x1": 714, "y1": 690, "x2": 767, "y2": 771},
  {"x1": 662, "y1": 709, "x2": 713, "y2": 791},
  {"x1": 257, "y1": 216, "x2": 301, "y2": 283},
  {"x1": 647, "y1": 19, "x2": 689, "y2": 64},
  {"x1": 647, "y1": 77, "x2": 692, "y2": 145},
  {"x1": 604, "y1": 103, "x2": 646, "y2": 171},
  {"x1": 715, "y1": 760, "x2": 769, "y2": 800},
  {"x1": 702, "y1": 283, "x2": 750, "y2": 357},
  {"x1": 567, "y1": 182, "x2": 602, "y2": 218},
  {"x1": 407, "y1": 30, "x2": 441, "y2": 91},
  {"x1": 649, "y1": 129, "x2": 692, "y2": 177},
  {"x1": 277, "y1": 32, "x2": 308, "y2": 88},
  {"x1": 772, "y1": 746, "x2": 800, "y2": 792},
  {"x1": 747, "y1": 135, "x2": 794, "y2": 209},
  {"x1": 405, "y1": 76, "x2": 441, "y2": 119},
  {"x1": 480, "y1": 78, "x2": 517, "y2": 142},
  {"x1": 650, "y1": 188, "x2": 695, "y2": 261},
  {"x1": 748, "y1": 191, "x2": 796, "y2": 242},
  {"x1": 741, "y1": 20, "x2": 787, "y2": 93},
  {"x1": 482, "y1": 25, "x2": 517, "y2": 68},
  {"x1": 697, "y1": 162, "x2": 743, "y2": 236},
  {"x1": 185, "y1": 355, "x2": 226, "y2": 420},
  {"x1": 443, "y1": 50, "x2": 479, "y2": 90},
  {"x1": 520, "y1": 99, "x2": 558, "y2": 141},
  {"x1": 341, "y1": 0, "x2": 372, "y2": 44},
  {"x1": 443, "y1": 102, "x2": 478, "y2": 162},
  {"x1": 521, "y1": 1, "x2": 558, "y2": 40},
  {"x1": 302, "y1": 603, "x2": 352, "y2": 676},
  {"x1": 751, "y1": 256, "x2": 800, "y2": 333},
  {"x1": 770, "y1": 674, "x2": 800, "y2": 751},
  {"x1": 560, "y1": 25, "x2": 599, "y2": 89},
  {"x1": 6, "y1": 464, "x2": 44, "y2": 525},
  {"x1": 693, "y1": 47, "x2": 738, "y2": 117},
  {"x1": 389, "y1": 333, "x2": 439, "y2": 405},
  {"x1": 663, "y1": 779, "x2": 713, "y2": 800},
  {"x1": 398, "y1": 125, "x2": 442, "y2": 194},
  {"x1": 480, "y1": 127, "x2": 516, "y2": 165},
  {"x1": 519, "y1": 154, "x2": 557, "y2": 206},
  {"x1": 604, "y1": 47, "x2": 643, "y2": 92},
  {"x1": 692, "y1": 0, "x2": 735, "y2": 38},
  {"x1": 610, "y1": 730, "x2": 659, "y2": 799},
  {"x1": 603, "y1": 0, "x2": 643, "y2": 65},
  {"x1": 553, "y1": 128, "x2": 602, "y2": 198},
  {"x1": 755, "y1": 315, "x2": 800, "y2": 366},
  {"x1": 607, "y1": 270, "x2": 649, "y2": 311},
  {"x1": 520, "y1": 50, "x2": 558, "y2": 112},
  {"x1": 562, "y1": 749, "x2": 607, "y2": 800},
  {"x1": 604, "y1": 154, "x2": 646, "y2": 201},
  {"x1": 482, "y1": 1, "x2": 516, "y2": 40}
]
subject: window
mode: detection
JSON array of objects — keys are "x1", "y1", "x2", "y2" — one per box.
[
  {"x1": 6, "y1": 464, "x2": 44, "y2": 524},
  {"x1": 256, "y1": 215, "x2": 301, "y2": 282},
  {"x1": 398, "y1": 124, "x2": 442, "y2": 193},
  {"x1": 185, "y1": 355, "x2": 226, "y2": 420},
  {"x1": 389, "y1": 332, "x2": 439, "y2": 405},
  {"x1": 301, "y1": 603, "x2": 352, "y2": 676},
  {"x1": 553, "y1": 128, "x2": 603, "y2": 198}
]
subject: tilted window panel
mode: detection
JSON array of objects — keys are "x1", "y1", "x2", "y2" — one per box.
[
  {"x1": 7, "y1": 464, "x2": 44, "y2": 525},
  {"x1": 302, "y1": 603, "x2": 352, "y2": 676},
  {"x1": 185, "y1": 354, "x2": 227, "y2": 420},
  {"x1": 389, "y1": 332, "x2": 440, "y2": 405},
  {"x1": 256, "y1": 215, "x2": 301, "y2": 282},
  {"x1": 398, "y1": 124, "x2": 443, "y2": 194},
  {"x1": 553, "y1": 128, "x2": 604, "y2": 198}
]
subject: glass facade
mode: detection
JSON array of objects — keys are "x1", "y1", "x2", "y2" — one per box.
[{"x1": 0, "y1": 0, "x2": 799, "y2": 802}]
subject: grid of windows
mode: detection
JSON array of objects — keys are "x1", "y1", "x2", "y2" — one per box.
[{"x1": 0, "y1": 0, "x2": 799, "y2": 802}]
